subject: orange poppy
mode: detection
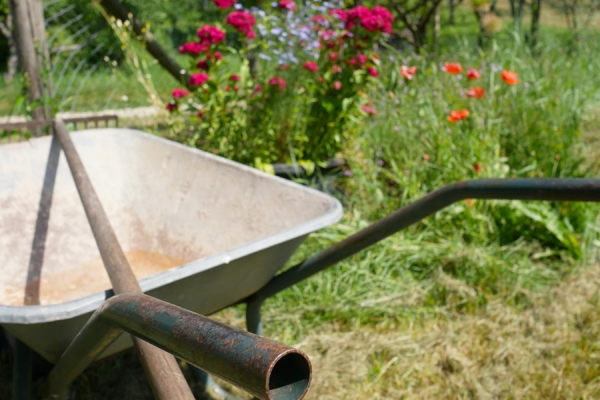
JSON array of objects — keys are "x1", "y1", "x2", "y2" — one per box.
[
  {"x1": 501, "y1": 70, "x2": 519, "y2": 85},
  {"x1": 447, "y1": 109, "x2": 469, "y2": 122},
  {"x1": 444, "y1": 62, "x2": 462, "y2": 74},
  {"x1": 466, "y1": 87, "x2": 485, "y2": 99},
  {"x1": 467, "y1": 67, "x2": 481, "y2": 80},
  {"x1": 400, "y1": 65, "x2": 417, "y2": 80},
  {"x1": 465, "y1": 199, "x2": 475, "y2": 207}
]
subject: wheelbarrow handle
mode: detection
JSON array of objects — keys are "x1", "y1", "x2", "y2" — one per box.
[{"x1": 246, "y1": 178, "x2": 600, "y2": 334}]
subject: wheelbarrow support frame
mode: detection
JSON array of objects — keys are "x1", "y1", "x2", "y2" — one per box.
[
  {"x1": 45, "y1": 293, "x2": 311, "y2": 400},
  {"x1": 245, "y1": 178, "x2": 600, "y2": 335}
]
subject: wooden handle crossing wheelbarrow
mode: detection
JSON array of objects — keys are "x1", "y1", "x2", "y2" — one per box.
[{"x1": 46, "y1": 120, "x2": 311, "y2": 400}]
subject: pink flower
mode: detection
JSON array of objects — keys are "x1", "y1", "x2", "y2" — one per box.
[
  {"x1": 166, "y1": 103, "x2": 177, "y2": 112},
  {"x1": 179, "y1": 42, "x2": 208, "y2": 55},
  {"x1": 213, "y1": 0, "x2": 236, "y2": 9},
  {"x1": 303, "y1": 61, "x2": 319, "y2": 73},
  {"x1": 334, "y1": 81, "x2": 342, "y2": 90},
  {"x1": 197, "y1": 26, "x2": 226, "y2": 45},
  {"x1": 278, "y1": 0, "x2": 296, "y2": 12},
  {"x1": 329, "y1": 52, "x2": 338, "y2": 61},
  {"x1": 196, "y1": 59, "x2": 210, "y2": 71},
  {"x1": 190, "y1": 73, "x2": 209, "y2": 86},
  {"x1": 226, "y1": 11, "x2": 257, "y2": 37},
  {"x1": 346, "y1": 5, "x2": 393, "y2": 34},
  {"x1": 229, "y1": 74, "x2": 240, "y2": 81},
  {"x1": 329, "y1": 9, "x2": 348, "y2": 21},
  {"x1": 311, "y1": 15, "x2": 328, "y2": 24},
  {"x1": 254, "y1": 84, "x2": 262, "y2": 92},
  {"x1": 172, "y1": 88, "x2": 189, "y2": 99},
  {"x1": 332, "y1": 65, "x2": 342, "y2": 74},
  {"x1": 361, "y1": 104, "x2": 376, "y2": 115},
  {"x1": 212, "y1": 51, "x2": 222, "y2": 60},
  {"x1": 197, "y1": 110, "x2": 204, "y2": 119},
  {"x1": 367, "y1": 67, "x2": 378, "y2": 77},
  {"x1": 268, "y1": 76, "x2": 286, "y2": 91},
  {"x1": 357, "y1": 54, "x2": 367, "y2": 65}
]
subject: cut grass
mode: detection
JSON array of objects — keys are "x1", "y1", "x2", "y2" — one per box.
[{"x1": 299, "y1": 262, "x2": 600, "y2": 399}]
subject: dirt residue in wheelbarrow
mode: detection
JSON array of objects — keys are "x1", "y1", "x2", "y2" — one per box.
[{"x1": 2, "y1": 249, "x2": 189, "y2": 306}]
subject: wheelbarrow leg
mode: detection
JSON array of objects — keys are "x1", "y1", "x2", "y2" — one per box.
[
  {"x1": 13, "y1": 339, "x2": 32, "y2": 400},
  {"x1": 246, "y1": 300, "x2": 263, "y2": 336},
  {"x1": 190, "y1": 368, "x2": 243, "y2": 400}
]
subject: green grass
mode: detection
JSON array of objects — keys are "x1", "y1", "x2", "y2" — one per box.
[{"x1": 2, "y1": 11, "x2": 600, "y2": 400}]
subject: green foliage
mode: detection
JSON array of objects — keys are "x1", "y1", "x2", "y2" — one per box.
[{"x1": 168, "y1": 4, "x2": 389, "y2": 165}]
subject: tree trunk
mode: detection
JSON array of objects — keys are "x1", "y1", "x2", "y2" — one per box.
[
  {"x1": 11, "y1": 0, "x2": 51, "y2": 134},
  {"x1": 0, "y1": 13, "x2": 19, "y2": 82},
  {"x1": 530, "y1": 0, "x2": 542, "y2": 48},
  {"x1": 449, "y1": 0, "x2": 456, "y2": 25},
  {"x1": 433, "y1": 6, "x2": 440, "y2": 52}
]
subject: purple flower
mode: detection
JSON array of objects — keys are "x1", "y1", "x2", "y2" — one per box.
[
  {"x1": 524, "y1": 82, "x2": 530, "y2": 89},
  {"x1": 344, "y1": 170, "x2": 351, "y2": 176},
  {"x1": 394, "y1": 126, "x2": 400, "y2": 131},
  {"x1": 377, "y1": 160, "x2": 384, "y2": 166},
  {"x1": 376, "y1": 151, "x2": 381, "y2": 157}
]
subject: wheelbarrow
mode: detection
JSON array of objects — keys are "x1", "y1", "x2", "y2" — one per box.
[{"x1": 1, "y1": 121, "x2": 599, "y2": 399}]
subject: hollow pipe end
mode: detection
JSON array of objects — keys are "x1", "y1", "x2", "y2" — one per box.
[{"x1": 266, "y1": 349, "x2": 312, "y2": 400}]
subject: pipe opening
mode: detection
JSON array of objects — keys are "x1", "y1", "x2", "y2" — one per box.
[{"x1": 268, "y1": 352, "x2": 311, "y2": 400}]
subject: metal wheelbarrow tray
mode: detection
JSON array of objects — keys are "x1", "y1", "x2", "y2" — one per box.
[{"x1": 0, "y1": 128, "x2": 343, "y2": 363}]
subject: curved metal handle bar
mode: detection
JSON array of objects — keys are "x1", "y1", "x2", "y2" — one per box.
[
  {"x1": 246, "y1": 179, "x2": 600, "y2": 334},
  {"x1": 45, "y1": 294, "x2": 311, "y2": 400}
]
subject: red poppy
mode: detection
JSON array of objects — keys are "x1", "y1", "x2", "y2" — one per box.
[
  {"x1": 466, "y1": 67, "x2": 481, "y2": 80},
  {"x1": 501, "y1": 70, "x2": 519, "y2": 85},
  {"x1": 465, "y1": 87, "x2": 485, "y2": 99},
  {"x1": 473, "y1": 163, "x2": 482, "y2": 173},
  {"x1": 400, "y1": 65, "x2": 417, "y2": 80},
  {"x1": 444, "y1": 62, "x2": 462, "y2": 74},
  {"x1": 447, "y1": 109, "x2": 469, "y2": 122}
]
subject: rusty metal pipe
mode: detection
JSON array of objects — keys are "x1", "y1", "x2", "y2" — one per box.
[
  {"x1": 246, "y1": 178, "x2": 600, "y2": 334},
  {"x1": 52, "y1": 120, "x2": 195, "y2": 400},
  {"x1": 46, "y1": 294, "x2": 311, "y2": 400}
]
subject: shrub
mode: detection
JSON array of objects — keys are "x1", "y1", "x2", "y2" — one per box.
[{"x1": 166, "y1": 1, "x2": 394, "y2": 166}]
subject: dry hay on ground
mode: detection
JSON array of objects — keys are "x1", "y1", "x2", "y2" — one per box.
[{"x1": 297, "y1": 264, "x2": 600, "y2": 399}]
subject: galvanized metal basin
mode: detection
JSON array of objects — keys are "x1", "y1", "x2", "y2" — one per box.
[{"x1": 0, "y1": 129, "x2": 342, "y2": 362}]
